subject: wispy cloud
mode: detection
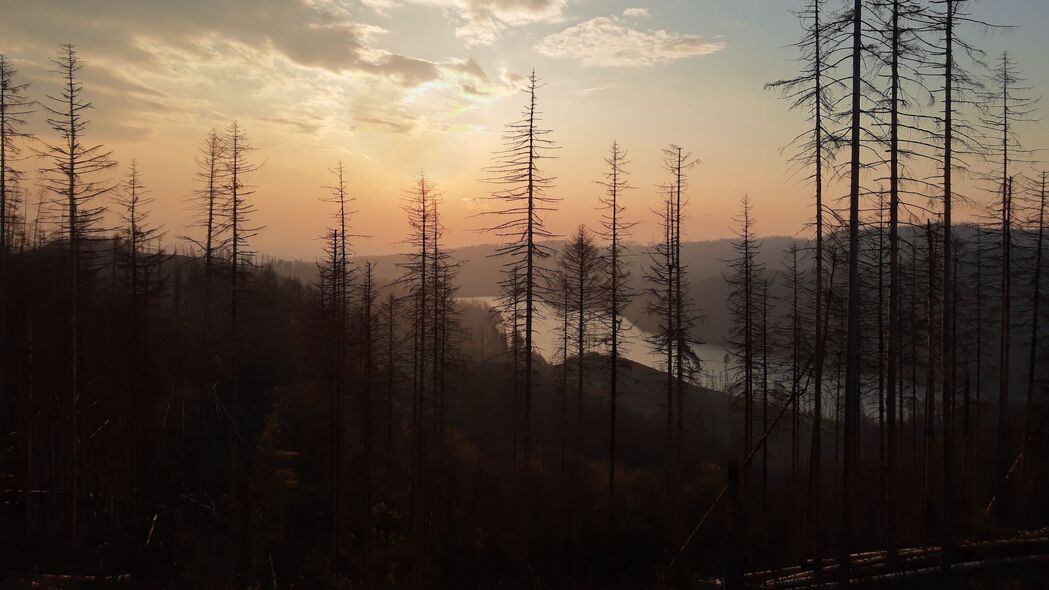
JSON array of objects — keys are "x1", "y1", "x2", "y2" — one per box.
[
  {"x1": 362, "y1": 0, "x2": 568, "y2": 46},
  {"x1": 534, "y1": 16, "x2": 725, "y2": 67},
  {"x1": 574, "y1": 82, "x2": 618, "y2": 96},
  {"x1": 1, "y1": 0, "x2": 522, "y2": 135},
  {"x1": 622, "y1": 7, "x2": 650, "y2": 18}
]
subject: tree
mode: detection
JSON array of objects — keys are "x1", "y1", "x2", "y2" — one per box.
[
  {"x1": 483, "y1": 71, "x2": 558, "y2": 478},
  {"x1": 320, "y1": 162, "x2": 354, "y2": 576},
  {"x1": 727, "y1": 195, "x2": 764, "y2": 499},
  {"x1": 646, "y1": 145, "x2": 700, "y2": 563},
  {"x1": 399, "y1": 173, "x2": 433, "y2": 569},
  {"x1": 112, "y1": 160, "x2": 167, "y2": 568},
  {"x1": 557, "y1": 226, "x2": 603, "y2": 485},
  {"x1": 185, "y1": 129, "x2": 228, "y2": 279},
  {"x1": 841, "y1": 0, "x2": 877, "y2": 576},
  {"x1": 928, "y1": 0, "x2": 988, "y2": 560},
  {"x1": 39, "y1": 44, "x2": 117, "y2": 551},
  {"x1": 0, "y1": 55, "x2": 31, "y2": 257},
  {"x1": 779, "y1": 241, "x2": 814, "y2": 556},
  {"x1": 224, "y1": 121, "x2": 260, "y2": 342},
  {"x1": 596, "y1": 141, "x2": 633, "y2": 522},
  {"x1": 221, "y1": 120, "x2": 260, "y2": 589},
  {"x1": 378, "y1": 291, "x2": 400, "y2": 581},
  {"x1": 359, "y1": 260, "x2": 379, "y2": 583},
  {"x1": 981, "y1": 54, "x2": 1037, "y2": 526},
  {"x1": 1024, "y1": 172, "x2": 1047, "y2": 443},
  {"x1": 869, "y1": 0, "x2": 933, "y2": 562},
  {"x1": 0, "y1": 57, "x2": 32, "y2": 532},
  {"x1": 765, "y1": 0, "x2": 842, "y2": 560},
  {"x1": 398, "y1": 173, "x2": 456, "y2": 581}
]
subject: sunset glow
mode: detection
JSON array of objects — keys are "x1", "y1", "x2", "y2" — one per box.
[{"x1": 2, "y1": 0, "x2": 1042, "y2": 258}]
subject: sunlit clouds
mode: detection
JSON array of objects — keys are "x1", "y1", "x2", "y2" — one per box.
[
  {"x1": 14, "y1": 1, "x2": 1042, "y2": 260},
  {"x1": 534, "y1": 15, "x2": 726, "y2": 67}
]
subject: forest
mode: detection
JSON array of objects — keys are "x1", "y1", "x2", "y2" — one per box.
[{"x1": 2, "y1": 0, "x2": 1049, "y2": 588}]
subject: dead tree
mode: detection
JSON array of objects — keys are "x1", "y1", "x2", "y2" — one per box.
[
  {"x1": 0, "y1": 54, "x2": 31, "y2": 261},
  {"x1": 0, "y1": 56, "x2": 32, "y2": 539},
  {"x1": 428, "y1": 184, "x2": 459, "y2": 577},
  {"x1": 224, "y1": 121, "x2": 260, "y2": 343},
  {"x1": 646, "y1": 145, "x2": 700, "y2": 562},
  {"x1": 646, "y1": 174, "x2": 678, "y2": 558},
  {"x1": 758, "y1": 274, "x2": 773, "y2": 516},
  {"x1": 398, "y1": 173, "x2": 454, "y2": 580},
  {"x1": 981, "y1": 54, "x2": 1037, "y2": 526},
  {"x1": 927, "y1": 0, "x2": 988, "y2": 560},
  {"x1": 114, "y1": 161, "x2": 166, "y2": 539},
  {"x1": 922, "y1": 221, "x2": 940, "y2": 538},
  {"x1": 39, "y1": 44, "x2": 116, "y2": 552},
  {"x1": 557, "y1": 226, "x2": 602, "y2": 488},
  {"x1": 359, "y1": 261, "x2": 379, "y2": 582},
  {"x1": 780, "y1": 241, "x2": 813, "y2": 557},
  {"x1": 596, "y1": 141, "x2": 633, "y2": 522},
  {"x1": 765, "y1": 0, "x2": 842, "y2": 560},
  {"x1": 667, "y1": 145, "x2": 703, "y2": 466},
  {"x1": 400, "y1": 174, "x2": 432, "y2": 568},
  {"x1": 868, "y1": 0, "x2": 937, "y2": 561},
  {"x1": 185, "y1": 129, "x2": 228, "y2": 279},
  {"x1": 483, "y1": 70, "x2": 558, "y2": 480},
  {"x1": 222, "y1": 120, "x2": 260, "y2": 589},
  {"x1": 547, "y1": 267, "x2": 571, "y2": 570},
  {"x1": 727, "y1": 195, "x2": 764, "y2": 501},
  {"x1": 504, "y1": 266, "x2": 525, "y2": 474},
  {"x1": 840, "y1": 0, "x2": 883, "y2": 576},
  {"x1": 1024, "y1": 172, "x2": 1047, "y2": 443},
  {"x1": 379, "y1": 292, "x2": 399, "y2": 580},
  {"x1": 318, "y1": 162, "x2": 353, "y2": 576}
]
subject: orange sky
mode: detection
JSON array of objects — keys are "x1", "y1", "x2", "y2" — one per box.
[{"x1": 3, "y1": 0, "x2": 1048, "y2": 258}]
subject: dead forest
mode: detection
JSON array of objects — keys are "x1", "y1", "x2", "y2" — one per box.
[{"x1": 2, "y1": 1, "x2": 1049, "y2": 588}]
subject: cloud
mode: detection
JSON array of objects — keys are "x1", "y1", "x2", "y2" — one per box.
[
  {"x1": 363, "y1": 0, "x2": 568, "y2": 46},
  {"x1": 0, "y1": 0, "x2": 522, "y2": 135},
  {"x1": 622, "y1": 7, "x2": 650, "y2": 18},
  {"x1": 1, "y1": 0, "x2": 438, "y2": 77},
  {"x1": 534, "y1": 16, "x2": 725, "y2": 67},
  {"x1": 574, "y1": 82, "x2": 617, "y2": 96}
]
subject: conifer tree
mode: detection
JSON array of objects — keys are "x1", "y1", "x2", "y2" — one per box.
[{"x1": 39, "y1": 44, "x2": 117, "y2": 550}]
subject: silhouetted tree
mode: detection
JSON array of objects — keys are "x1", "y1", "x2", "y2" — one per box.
[
  {"x1": 0, "y1": 57, "x2": 32, "y2": 534},
  {"x1": 981, "y1": 54, "x2": 1037, "y2": 526},
  {"x1": 727, "y1": 196, "x2": 764, "y2": 498},
  {"x1": 39, "y1": 44, "x2": 117, "y2": 551},
  {"x1": 596, "y1": 141, "x2": 633, "y2": 523},
  {"x1": 319, "y1": 162, "x2": 353, "y2": 576},
  {"x1": 765, "y1": 0, "x2": 842, "y2": 560},
  {"x1": 1024, "y1": 172, "x2": 1047, "y2": 441},
  {"x1": 927, "y1": 0, "x2": 988, "y2": 560},
  {"x1": 483, "y1": 70, "x2": 558, "y2": 479},
  {"x1": 647, "y1": 145, "x2": 701, "y2": 564},
  {"x1": 221, "y1": 119, "x2": 260, "y2": 589},
  {"x1": 186, "y1": 129, "x2": 228, "y2": 279},
  {"x1": 0, "y1": 55, "x2": 30, "y2": 258}
]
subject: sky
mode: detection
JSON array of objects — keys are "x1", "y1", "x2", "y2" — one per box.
[{"x1": 3, "y1": 0, "x2": 1048, "y2": 259}]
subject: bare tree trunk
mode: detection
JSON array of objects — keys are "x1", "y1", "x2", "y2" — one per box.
[
  {"x1": 997, "y1": 176, "x2": 1014, "y2": 525},
  {"x1": 384, "y1": 295, "x2": 396, "y2": 580},
  {"x1": 1023, "y1": 173, "x2": 1046, "y2": 448},
  {"x1": 940, "y1": 1, "x2": 958, "y2": 566},
  {"x1": 885, "y1": 0, "x2": 902, "y2": 564},
  {"x1": 923, "y1": 223, "x2": 937, "y2": 539},
  {"x1": 841, "y1": 0, "x2": 864, "y2": 581},
  {"x1": 809, "y1": 2, "x2": 827, "y2": 566}
]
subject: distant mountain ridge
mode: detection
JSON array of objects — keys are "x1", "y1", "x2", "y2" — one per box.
[{"x1": 263, "y1": 236, "x2": 808, "y2": 345}]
